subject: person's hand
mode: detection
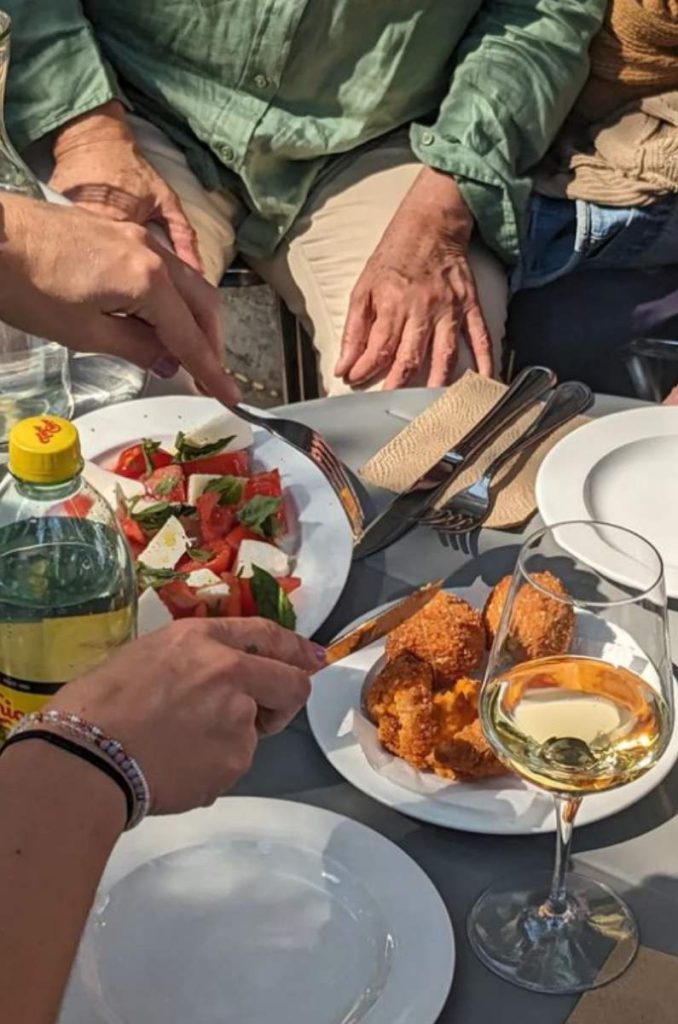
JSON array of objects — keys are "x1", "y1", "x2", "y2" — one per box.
[
  {"x1": 50, "y1": 100, "x2": 202, "y2": 272},
  {"x1": 0, "y1": 193, "x2": 241, "y2": 404},
  {"x1": 46, "y1": 618, "x2": 322, "y2": 814},
  {"x1": 335, "y1": 167, "x2": 493, "y2": 389}
]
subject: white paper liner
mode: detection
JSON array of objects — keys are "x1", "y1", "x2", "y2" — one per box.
[{"x1": 341, "y1": 707, "x2": 549, "y2": 822}]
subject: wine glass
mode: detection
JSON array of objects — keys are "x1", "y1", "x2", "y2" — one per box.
[{"x1": 467, "y1": 521, "x2": 673, "y2": 994}]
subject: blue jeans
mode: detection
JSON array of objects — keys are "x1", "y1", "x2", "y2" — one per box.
[{"x1": 514, "y1": 193, "x2": 678, "y2": 292}]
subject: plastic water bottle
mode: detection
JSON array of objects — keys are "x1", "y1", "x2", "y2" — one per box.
[
  {"x1": 0, "y1": 12, "x2": 72, "y2": 452},
  {"x1": 0, "y1": 416, "x2": 136, "y2": 740}
]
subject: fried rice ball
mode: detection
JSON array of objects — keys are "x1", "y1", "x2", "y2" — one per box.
[
  {"x1": 365, "y1": 654, "x2": 436, "y2": 770},
  {"x1": 430, "y1": 718, "x2": 507, "y2": 780},
  {"x1": 483, "y1": 571, "x2": 574, "y2": 661},
  {"x1": 385, "y1": 592, "x2": 486, "y2": 688}
]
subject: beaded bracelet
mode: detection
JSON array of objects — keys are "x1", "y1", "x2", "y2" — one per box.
[{"x1": 6, "y1": 710, "x2": 151, "y2": 830}]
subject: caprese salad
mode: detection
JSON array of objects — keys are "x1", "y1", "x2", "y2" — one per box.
[{"x1": 84, "y1": 413, "x2": 300, "y2": 632}]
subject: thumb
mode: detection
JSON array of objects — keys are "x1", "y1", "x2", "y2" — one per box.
[{"x1": 155, "y1": 188, "x2": 204, "y2": 274}]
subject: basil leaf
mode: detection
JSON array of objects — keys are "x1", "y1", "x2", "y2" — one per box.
[
  {"x1": 187, "y1": 546, "x2": 213, "y2": 563},
  {"x1": 237, "y1": 495, "x2": 282, "y2": 537},
  {"x1": 250, "y1": 565, "x2": 296, "y2": 630},
  {"x1": 141, "y1": 438, "x2": 162, "y2": 476},
  {"x1": 174, "y1": 431, "x2": 236, "y2": 463},
  {"x1": 204, "y1": 475, "x2": 246, "y2": 505},
  {"x1": 131, "y1": 501, "x2": 196, "y2": 533},
  {"x1": 136, "y1": 563, "x2": 188, "y2": 591}
]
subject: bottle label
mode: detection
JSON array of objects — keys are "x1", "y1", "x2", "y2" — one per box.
[{"x1": 0, "y1": 607, "x2": 134, "y2": 733}]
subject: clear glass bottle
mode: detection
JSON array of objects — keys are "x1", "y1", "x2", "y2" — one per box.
[
  {"x1": 0, "y1": 10, "x2": 72, "y2": 452},
  {"x1": 0, "y1": 415, "x2": 137, "y2": 739}
]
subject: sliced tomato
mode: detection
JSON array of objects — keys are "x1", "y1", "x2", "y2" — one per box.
[
  {"x1": 197, "y1": 492, "x2": 236, "y2": 543},
  {"x1": 179, "y1": 543, "x2": 235, "y2": 576},
  {"x1": 224, "y1": 524, "x2": 267, "y2": 550},
  {"x1": 114, "y1": 443, "x2": 172, "y2": 480},
  {"x1": 182, "y1": 450, "x2": 251, "y2": 478},
  {"x1": 244, "y1": 470, "x2": 282, "y2": 499},
  {"x1": 239, "y1": 579, "x2": 258, "y2": 617},
  {"x1": 62, "y1": 494, "x2": 94, "y2": 518},
  {"x1": 217, "y1": 573, "x2": 242, "y2": 617},
  {"x1": 118, "y1": 514, "x2": 146, "y2": 548},
  {"x1": 277, "y1": 576, "x2": 301, "y2": 594},
  {"x1": 243, "y1": 469, "x2": 287, "y2": 534},
  {"x1": 145, "y1": 465, "x2": 186, "y2": 503},
  {"x1": 157, "y1": 580, "x2": 205, "y2": 619}
]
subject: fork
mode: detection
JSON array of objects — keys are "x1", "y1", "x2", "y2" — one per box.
[
  {"x1": 229, "y1": 403, "x2": 365, "y2": 540},
  {"x1": 419, "y1": 381, "x2": 593, "y2": 535}
]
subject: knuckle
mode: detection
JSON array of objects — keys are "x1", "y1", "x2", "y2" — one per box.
[{"x1": 119, "y1": 221, "x2": 148, "y2": 246}]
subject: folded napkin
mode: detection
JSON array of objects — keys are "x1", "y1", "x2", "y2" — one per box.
[
  {"x1": 359, "y1": 371, "x2": 589, "y2": 529},
  {"x1": 566, "y1": 945, "x2": 678, "y2": 1023}
]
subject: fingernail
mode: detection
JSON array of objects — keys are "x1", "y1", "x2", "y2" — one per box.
[
  {"x1": 312, "y1": 643, "x2": 327, "y2": 665},
  {"x1": 151, "y1": 356, "x2": 180, "y2": 379}
]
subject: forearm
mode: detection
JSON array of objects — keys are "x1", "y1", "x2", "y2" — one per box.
[
  {"x1": 411, "y1": 0, "x2": 607, "y2": 263},
  {"x1": 0, "y1": 740, "x2": 125, "y2": 1024}
]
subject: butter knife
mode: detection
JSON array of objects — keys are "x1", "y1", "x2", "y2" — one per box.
[
  {"x1": 354, "y1": 365, "x2": 557, "y2": 560},
  {"x1": 325, "y1": 578, "x2": 444, "y2": 664}
]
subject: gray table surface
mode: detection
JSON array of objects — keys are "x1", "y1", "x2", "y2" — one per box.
[{"x1": 227, "y1": 387, "x2": 678, "y2": 1024}]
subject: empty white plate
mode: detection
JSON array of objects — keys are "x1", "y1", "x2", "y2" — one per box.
[
  {"x1": 59, "y1": 798, "x2": 454, "y2": 1024},
  {"x1": 536, "y1": 407, "x2": 678, "y2": 597}
]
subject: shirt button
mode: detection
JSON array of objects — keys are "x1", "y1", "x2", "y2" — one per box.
[
  {"x1": 219, "y1": 144, "x2": 234, "y2": 162},
  {"x1": 253, "y1": 73, "x2": 270, "y2": 90},
  {"x1": 420, "y1": 131, "x2": 435, "y2": 146}
]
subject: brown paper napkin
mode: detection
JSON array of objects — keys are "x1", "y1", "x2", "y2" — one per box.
[
  {"x1": 566, "y1": 946, "x2": 678, "y2": 1023},
  {"x1": 359, "y1": 371, "x2": 589, "y2": 529}
]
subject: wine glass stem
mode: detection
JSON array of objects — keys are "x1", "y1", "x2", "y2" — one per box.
[{"x1": 543, "y1": 795, "x2": 582, "y2": 917}]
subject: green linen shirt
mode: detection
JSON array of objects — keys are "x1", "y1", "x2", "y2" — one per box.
[{"x1": 4, "y1": 0, "x2": 606, "y2": 264}]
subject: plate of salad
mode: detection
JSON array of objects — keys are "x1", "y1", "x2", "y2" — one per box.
[{"x1": 74, "y1": 396, "x2": 354, "y2": 638}]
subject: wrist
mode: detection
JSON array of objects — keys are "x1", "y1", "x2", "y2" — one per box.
[
  {"x1": 53, "y1": 100, "x2": 134, "y2": 157},
  {"x1": 409, "y1": 167, "x2": 474, "y2": 246},
  {"x1": 0, "y1": 735, "x2": 127, "y2": 839}
]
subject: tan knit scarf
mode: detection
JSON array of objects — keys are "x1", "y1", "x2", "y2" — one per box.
[
  {"x1": 594, "y1": 1, "x2": 678, "y2": 83},
  {"x1": 579, "y1": 0, "x2": 678, "y2": 119}
]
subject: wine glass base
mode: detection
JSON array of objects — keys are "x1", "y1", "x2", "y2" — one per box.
[{"x1": 467, "y1": 870, "x2": 638, "y2": 995}]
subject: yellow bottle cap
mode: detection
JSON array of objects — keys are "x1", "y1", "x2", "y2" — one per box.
[{"x1": 8, "y1": 416, "x2": 83, "y2": 484}]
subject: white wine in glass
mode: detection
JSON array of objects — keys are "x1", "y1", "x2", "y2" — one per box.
[{"x1": 468, "y1": 522, "x2": 673, "y2": 995}]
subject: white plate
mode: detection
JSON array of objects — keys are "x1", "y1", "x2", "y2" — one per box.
[
  {"x1": 59, "y1": 797, "x2": 454, "y2": 1024},
  {"x1": 536, "y1": 407, "x2": 678, "y2": 597},
  {"x1": 75, "y1": 396, "x2": 354, "y2": 637},
  {"x1": 308, "y1": 590, "x2": 678, "y2": 836}
]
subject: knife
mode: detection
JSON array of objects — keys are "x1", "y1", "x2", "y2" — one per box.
[
  {"x1": 354, "y1": 365, "x2": 557, "y2": 560},
  {"x1": 325, "y1": 577, "x2": 444, "y2": 664}
]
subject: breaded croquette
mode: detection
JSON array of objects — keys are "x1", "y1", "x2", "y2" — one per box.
[
  {"x1": 483, "y1": 571, "x2": 574, "y2": 661},
  {"x1": 385, "y1": 592, "x2": 486, "y2": 688},
  {"x1": 430, "y1": 719, "x2": 507, "y2": 780},
  {"x1": 368, "y1": 654, "x2": 436, "y2": 769}
]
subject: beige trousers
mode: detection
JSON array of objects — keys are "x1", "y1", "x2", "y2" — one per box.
[{"x1": 132, "y1": 117, "x2": 509, "y2": 396}]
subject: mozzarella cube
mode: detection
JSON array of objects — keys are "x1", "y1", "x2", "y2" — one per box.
[
  {"x1": 187, "y1": 474, "x2": 222, "y2": 506},
  {"x1": 183, "y1": 412, "x2": 253, "y2": 453},
  {"x1": 137, "y1": 587, "x2": 173, "y2": 636},
  {"x1": 195, "y1": 581, "x2": 231, "y2": 603},
  {"x1": 235, "y1": 539, "x2": 292, "y2": 579},
  {"x1": 83, "y1": 461, "x2": 145, "y2": 506},
  {"x1": 185, "y1": 568, "x2": 222, "y2": 590},
  {"x1": 185, "y1": 567, "x2": 231, "y2": 605},
  {"x1": 137, "y1": 516, "x2": 189, "y2": 571}
]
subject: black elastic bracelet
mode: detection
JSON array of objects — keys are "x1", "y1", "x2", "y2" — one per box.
[{"x1": 1, "y1": 729, "x2": 133, "y2": 827}]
